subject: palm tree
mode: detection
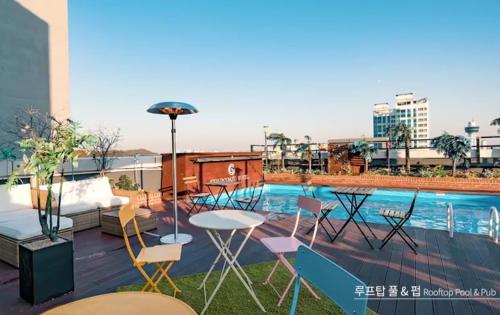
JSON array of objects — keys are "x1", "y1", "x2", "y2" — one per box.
[
  {"x1": 268, "y1": 133, "x2": 292, "y2": 171},
  {"x1": 296, "y1": 135, "x2": 313, "y2": 173},
  {"x1": 388, "y1": 123, "x2": 413, "y2": 173},
  {"x1": 1, "y1": 148, "x2": 16, "y2": 177},
  {"x1": 491, "y1": 117, "x2": 500, "y2": 134},
  {"x1": 351, "y1": 139, "x2": 378, "y2": 172},
  {"x1": 431, "y1": 132, "x2": 471, "y2": 176}
]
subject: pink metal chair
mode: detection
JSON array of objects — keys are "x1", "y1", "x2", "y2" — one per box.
[{"x1": 260, "y1": 195, "x2": 322, "y2": 306}]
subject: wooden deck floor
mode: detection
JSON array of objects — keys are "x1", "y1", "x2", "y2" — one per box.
[{"x1": 1, "y1": 202, "x2": 499, "y2": 315}]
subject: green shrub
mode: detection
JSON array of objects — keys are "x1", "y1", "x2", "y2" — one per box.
[
  {"x1": 114, "y1": 175, "x2": 140, "y2": 191},
  {"x1": 480, "y1": 169, "x2": 500, "y2": 178},
  {"x1": 419, "y1": 165, "x2": 448, "y2": 178},
  {"x1": 364, "y1": 168, "x2": 392, "y2": 176}
]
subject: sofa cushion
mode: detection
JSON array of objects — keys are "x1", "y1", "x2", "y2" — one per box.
[
  {"x1": 42, "y1": 177, "x2": 128, "y2": 214},
  {"x1": 58, "y1": 202, "x2": 98, "y2": 215},
  {"x1": 0, "y1": 184, "x2": 33, "y2": 212},
  {"x1": 0, "y1": 213, "x2": 73, "y2": 240},
  {"x1": 97, "y1": 196, "x2": 130, "y2": 208},
  {"x1": 50, "y1": 176, "x2": 115, "y2": 206},
  {"x1": 0, "y1": 209, "x2": 38, "y2": 223}
]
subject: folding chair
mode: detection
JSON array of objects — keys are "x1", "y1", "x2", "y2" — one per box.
[
  {"x1": 289, "y1": 245, "x2": 368, "y2": 315},
  {"x1": 119, "y1": 203, "x2": 183, "y2": 296},
  {"x1": 378, "y1": 190, "x2": 419, "y2": 254},
  {"x1": 302, "y1": 180, "x2": 339, "y2": 242},
  {"x1": 234, "y1": 181, "x2": 264, "y2": 211},
  {"x1": 301, "y1": 180, "x2": 316, "y2": 198},
  {"x1": 260, "y1": 196, "x2": 322, "y2": 306},
  {"x1": 183, "y1": 176, "x2": 210, "y2": 216}
]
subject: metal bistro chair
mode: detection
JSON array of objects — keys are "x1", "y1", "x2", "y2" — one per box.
[
  {"x1": 378, "y1": 190, "x2": 419, "y2": 254},
  {"x1": 302, "y1": 180, "x2": 339, "y2": 242},
  {"x1": 260, "y1": 196, "x2": 322, "y2": 307},
  {"x1": 183, "y1": 176, "x2": 210, "y2": 216},
  {"x1": 289, "y1": 245, "x2": 368, "y2": 315},
  {"x1": 234, "y1": 181, "x2": 264, "y2": 211},
  {"x1": 119, "y1": 203, "x2": 183, "y2": 296}
]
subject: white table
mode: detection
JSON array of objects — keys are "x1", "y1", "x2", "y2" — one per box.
[{"x1": 189, "y1": 210, "x2": 266, "y2": 314}]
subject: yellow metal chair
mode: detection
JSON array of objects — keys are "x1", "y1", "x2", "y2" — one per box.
[{"x1": 119, "y1": 204, "x2": 182, "y2": 296}]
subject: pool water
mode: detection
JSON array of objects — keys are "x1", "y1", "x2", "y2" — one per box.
[{"x1": 210, "y1": 184, "x2": 500, "y2": 236}]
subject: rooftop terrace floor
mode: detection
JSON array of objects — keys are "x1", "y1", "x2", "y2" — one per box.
[{"x1": 0, "y1": 202, "x2": 499, "y2": 315}]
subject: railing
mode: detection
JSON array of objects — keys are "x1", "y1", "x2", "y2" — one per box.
[
  {"x1": 447, "y1": 203, "x2": 454, "y2": 238},
  {"x1": 489, "y1": 207, "x2": 499, "y2": 244}
]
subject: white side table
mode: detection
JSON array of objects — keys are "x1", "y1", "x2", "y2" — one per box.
[{"x1": 189, "y1": 210, "x2": 266, "y2": 314}]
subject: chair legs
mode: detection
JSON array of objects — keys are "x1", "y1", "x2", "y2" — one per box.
[
  {"x1": 138, "y1": 261, "x2": 181, "y2": 296},
  {"x1": 263, "y1": 254, "x2": 320, "y2": 306},
  {"x1": 186, "y1": 196, "x2": 208, "y2": 216},
  {"x1": 379, "y1": 217, "x2": 418, "y2": 254}
]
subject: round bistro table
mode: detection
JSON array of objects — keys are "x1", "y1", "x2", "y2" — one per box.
[
  {"x1": 42, "y1": 292, "x2": 197, "y2": 315},
  {"x1": 189, "y1": 210, "x2": 266, "y2": 314}
]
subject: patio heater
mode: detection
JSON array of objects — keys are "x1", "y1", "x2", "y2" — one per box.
[{"x1": 147, "y1": 102, "x2": 198, "y2": 245}]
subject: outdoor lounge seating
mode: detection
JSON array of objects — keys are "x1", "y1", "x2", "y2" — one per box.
[
  {"x1": 0, "y1": 183, "x2": 73, "y2": 267},
  {"x1": 42, "y1": 177, "x2": 130, "y2": 231},
  {"x1": 378, "y1": 190, "x2": 419, "y2": 254},
  {"x1": 260, "y1": 195, "x2": 322, "y2": 306},
  {"x1": 289, "y1": 245, "x2": 368, "y2": 315}
]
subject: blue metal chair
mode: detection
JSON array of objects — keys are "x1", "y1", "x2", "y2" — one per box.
[{"x1": 289, "y1": 245, "x2": 368, "y2": 315}]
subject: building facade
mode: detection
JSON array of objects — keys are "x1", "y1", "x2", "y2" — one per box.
[
  {"x1": 0, "y1": 0, "x2": 69, "y2": 147},
  {"x1": 373, "y1": 93, "x2": 430, "y2": 147}
]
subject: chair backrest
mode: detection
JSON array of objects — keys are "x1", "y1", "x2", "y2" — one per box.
[
  {"x1": 183, "y1": 176, "x2": 200, "y2": 192},
  {"x1": 301, "y1": 180, "x2": 316, "y2": 198},
  {"x1": 0, "y1": 183, "x2": 33, "y2": 212},
  {"x1": 249, "y1": 181, "x2": 264, "y2": 200},
  {"x1": 119, "y1": 203, "x2": 147, "y2": 262},
  {"x1": 292, "y1": 196, "x2": 322, "y2": 247},
  {"x1": 290, "y1": 246, "x2": 367, "y2": 315},
  {"x1": 406, "y1": 190, "x2": 419, "y2": 217}
]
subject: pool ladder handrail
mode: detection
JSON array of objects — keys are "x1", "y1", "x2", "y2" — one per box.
[
  {"x1": 447, "y1": 203, "x2": 454, "y2": 238},
  {"x1": 489, "y1": 207, "x2": 499, "y2": 244}
]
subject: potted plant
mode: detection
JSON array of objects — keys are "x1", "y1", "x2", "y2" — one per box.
[{"x1": 7, "y1": 118, "x2": 93, "y2": 304}]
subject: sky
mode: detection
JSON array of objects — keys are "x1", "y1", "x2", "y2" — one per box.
[{"x1": 68, "y1": 0, "x2": 500, "y2": 153}]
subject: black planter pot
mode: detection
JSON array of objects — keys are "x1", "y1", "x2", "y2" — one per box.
[{"x1": 19, "y1": 237, "x2": 74, "y2": 305}]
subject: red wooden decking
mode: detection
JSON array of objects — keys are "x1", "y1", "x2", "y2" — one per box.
[{"x1": 0, "y1": 202, "x2": 499, "y2": 315}]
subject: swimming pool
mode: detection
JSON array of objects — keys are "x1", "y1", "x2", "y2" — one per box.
[{"x1": 209, "y1": 184, "x2": 500, "y2": 236}]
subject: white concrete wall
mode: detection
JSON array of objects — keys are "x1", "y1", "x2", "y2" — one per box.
[{"x1": 0, "y1": 0, "x2": 69, "y2": 147}]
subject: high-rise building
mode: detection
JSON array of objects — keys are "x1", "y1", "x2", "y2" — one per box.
[
  {"x1": 373, "y1": 93, "x2": 430, "y2": 147},
  {"x1": 0, "y1": 0, "x2": 69, "y2": 147}
]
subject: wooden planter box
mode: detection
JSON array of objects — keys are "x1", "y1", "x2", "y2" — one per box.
[
  {"x1": 101, "y1": 208, "x2": 157, "y2": 237},
  {"x1": 264, "y1": 173, "x2": 500, "y2": 193},
  {"x1": 19, "y1": 237, "x2": 74, "y2": 305},
  {"x1": 112, "y1": 189, "x2": 162, "y2": 208}
]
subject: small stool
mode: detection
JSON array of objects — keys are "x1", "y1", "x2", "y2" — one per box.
[{"x1": 101, "y1": 208, "x2": 157, "y2": 237}]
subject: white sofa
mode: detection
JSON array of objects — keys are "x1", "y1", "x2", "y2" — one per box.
[
  {"x1": 46, "y1": 176, "x2": 130, "y2": 231},
  {"x1": 0, "y1": 183, "x2": 73, "y2": 267}
]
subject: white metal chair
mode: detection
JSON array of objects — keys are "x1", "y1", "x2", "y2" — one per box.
[{"x1": 260, "y1": 195, "x2": 322, "y2": 306}]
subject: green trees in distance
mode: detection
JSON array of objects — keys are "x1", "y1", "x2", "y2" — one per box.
[
  {"x1": 267, "y1": 132, "x2": 292, "y2": 171},
  {"x1": 491, "y1": 117, "x2": 500, "y2": 134},
  {"x1": 388, "y1": 123, "x2": 413, "y2": 173},
  {"x1": 431, "y1": 132, "x2": 471, "y2": 176},
  {"x1": 296, "y1": 135, "x2": 313, "y2": 173},
  {"x1": 351, "y1": 139, "x2": 378, "y2": 172}
]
